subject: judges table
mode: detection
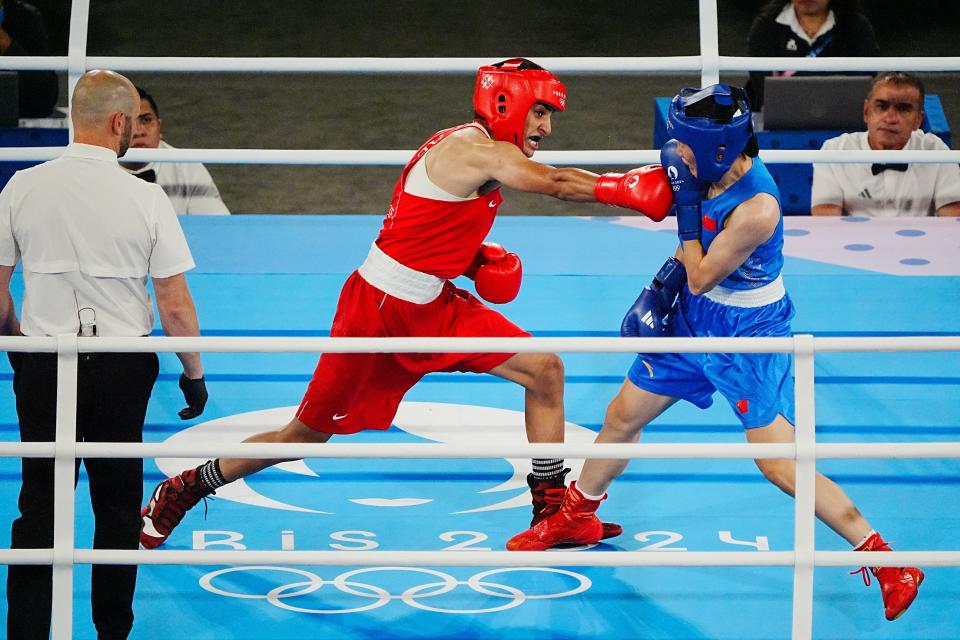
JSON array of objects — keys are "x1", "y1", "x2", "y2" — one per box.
[
  {"x1": 0, "y1": 115, "x2": 69, "y2": 191},
  {"x1": 653, "y1": 95, "x2": 952, "y2": 215}
]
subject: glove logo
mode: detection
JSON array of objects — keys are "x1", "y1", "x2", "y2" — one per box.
[
  {"x1": 625, "y1": 175, "x2": 640, "y2": 189},
  {"x1": 640, "y1": 310, "x2": 656, "y2": 329},
  {"x1": 667, "y1": 166, "x2": 679, "y2": 181},
  {"x1": 480, "y1": 73, "x2": 495, "y2": 89}
]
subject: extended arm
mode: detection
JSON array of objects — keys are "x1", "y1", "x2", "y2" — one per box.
[{"x1": 435, "y1": 133, "x2": 671, "y2": 219}]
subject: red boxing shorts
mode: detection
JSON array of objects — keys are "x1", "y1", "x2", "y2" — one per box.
[{"x1": 296, "y1": 271, "x2": 529, "y2": 434}]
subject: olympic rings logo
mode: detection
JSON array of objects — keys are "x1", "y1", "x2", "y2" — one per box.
[{"x1": 199, "y1": 565, "x2": 591, "y2": 615}]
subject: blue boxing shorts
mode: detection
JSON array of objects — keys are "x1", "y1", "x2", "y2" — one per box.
[{"x1": 627, "y1": 283, "x2": 796, "y2": 429}]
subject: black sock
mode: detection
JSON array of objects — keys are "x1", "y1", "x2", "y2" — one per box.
[
  {"x1": 198, "y1": 459, "x2": 227, "y2": 490},
  {"x1": 531, "y1": 458, "x2": 564, "y2": 479}
]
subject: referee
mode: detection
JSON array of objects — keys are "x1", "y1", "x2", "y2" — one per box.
[{"x1": 0, "y1": 70, "x2": 207, "y2": 639}]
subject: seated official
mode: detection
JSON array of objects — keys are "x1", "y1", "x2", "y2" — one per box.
[
  {"x1": 812, "y1": 72, "x2": 960, "y2": 217},
  {"x1": 0, "y1": 0, "x2": 58, "y2": 117},
  {"x1": 745, "y1": 0, "x2": 879, "y2": 111},
  {"x1": 120, "y1": 86, "x2": 230, "y2": 215}
]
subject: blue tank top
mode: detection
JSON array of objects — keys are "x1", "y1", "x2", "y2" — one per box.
[{"x1": 700, "y1": 157, "x2": 784, "y2": 290}]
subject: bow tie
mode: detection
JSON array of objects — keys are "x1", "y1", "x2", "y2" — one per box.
[
  {"x1": 133, "y1": 169, "x2": 157, "y2": 183},
  {"x1": 871, "y1": 163, "x2": 908, "y2": 176}
]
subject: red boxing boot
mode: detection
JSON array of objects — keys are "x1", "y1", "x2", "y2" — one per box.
[
  {"x1": 528, "y1": 470, "x2": 623, "y2": 540},
  {"x1": 851, "y1": 531, "x2": 924, "y2": 621},
  {"x1": 140, "y1": 466, "x2": 214, "y2": 549},
  {"x1": 508, "y1": 481, "x2": 605, "y2": 551}
]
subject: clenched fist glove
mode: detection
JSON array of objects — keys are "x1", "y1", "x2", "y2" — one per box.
[
  {"x1": 464, "y1": 242, "x2": 523, "y2": 304},
  {"x1": 620, "y1": 257, "x2": 687, "y2": 338},
  {"x1": 178, "y1": 373, "x2": 208, "y2": 420},
  {"x1": 594, "y1": 165, "x2": 673, "y2": 222},
  {"x1": 660, "y1": 139, "x2": 707, "y2": 242}
]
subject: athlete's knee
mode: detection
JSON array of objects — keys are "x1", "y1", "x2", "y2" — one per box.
[
  {"x1": 526, "y1": 353, "x2": 565, "y2": 396},
  {"x1": 601, "y1": 397, "x2": 646, "y2": 442},
  {"x1": 755, "y1": 458, "x2": 796, "y2": 494},
  {"x1": 277, "y1": 419, "x2": 332, "y2": 444}
]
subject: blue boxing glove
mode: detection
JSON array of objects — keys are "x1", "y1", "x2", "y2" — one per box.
[
  {"x1": 620, "y1": 257, "x2": 687, "y2": 337},
  {"x1": 660, "y1": 139, "x2": 707, "y2": 242}
]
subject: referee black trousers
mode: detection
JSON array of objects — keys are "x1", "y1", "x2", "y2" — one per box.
[{"x1": 7, "y1": 351, "x2": 159, "y2": 640}]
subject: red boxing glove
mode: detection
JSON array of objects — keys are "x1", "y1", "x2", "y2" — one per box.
[
  {"x1": 465, "y1": 243, "x2": 522, "y2": 304},
  {"x1": 464, "y1": 242, "x2": 508, "y2": 280},
  {"x1": 594, "y1": 164, "x2": 673, "y2": 222}
]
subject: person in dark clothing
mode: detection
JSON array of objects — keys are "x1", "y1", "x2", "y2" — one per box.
[
  {"x1": 0, "y1": 70, "x2": 208, "y2": 639},
  {"x1": 0, "y1": 0, "x2": 58, "y2": 117},
  {"x1": 745, "y1": 0, "x2": 879, "y2": 111}
]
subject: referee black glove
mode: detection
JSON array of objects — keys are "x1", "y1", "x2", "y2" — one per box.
[{"x1": 178, "y1": 373, "x2": 208, "y2": 420}]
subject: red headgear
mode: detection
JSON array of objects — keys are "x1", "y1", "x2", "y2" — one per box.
[{"x1": 473, "y1": 58, "x2": 566, "y2": 149}]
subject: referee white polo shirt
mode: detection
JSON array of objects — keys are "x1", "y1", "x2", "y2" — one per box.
[
  {"x1": 812, "y1": 130, "x2": 960, "y2": 217},
  {"x1": 0, "y1": 142, "x2": 195, "y2": 337}
]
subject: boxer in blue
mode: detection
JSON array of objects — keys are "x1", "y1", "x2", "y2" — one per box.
[{"x1": 508, "y1": 84, "x2": 923, "y2": 621}]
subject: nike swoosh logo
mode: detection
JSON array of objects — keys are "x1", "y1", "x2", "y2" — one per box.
[
  {"x1": 332, "y1": 413, "x2": 348, "y2": 421},
  {"x1": 488, "y1": 200, "x2": 496, "y2": 208},
  {"x1": 141, "y1": 516, "x2": 163, "y2": 538}
]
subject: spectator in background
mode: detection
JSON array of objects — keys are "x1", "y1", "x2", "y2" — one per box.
[
  {"x1": 0, "y1": 0, "x2": 58, "y2": 117},
  {"x1": 812, "y1": 71, "x2": 960, "y2": 217},
  {"x1": 120, "y1": 86, "x2": 230, "y2": 215},
  {"x1": 0, "y1": 69, "x2": 208, "y2": 639},
  {"x1": 746, "y1": 0, "x2": 879, "y2": 111}
]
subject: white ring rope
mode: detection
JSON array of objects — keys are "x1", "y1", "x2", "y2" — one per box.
[
  {"x1": 0, "y1": 549, "x2": 958, "y2": 569},
  {"x1": 3, "y1": 147, "x2": 960, "y2": 165},
  {"x1": 0, "y1": 442, "x2": 958, "y2": 461},
  {"x1": 3, "y1": 335, "x2": 960, "y2": 354},
  {"x1": 3, "y1": 54, "x2": 960, "y2": 74}
]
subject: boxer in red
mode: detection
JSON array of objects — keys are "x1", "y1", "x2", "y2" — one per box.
[{"x1": 140, "y1": 58, "x2": 673, "y2": 549}]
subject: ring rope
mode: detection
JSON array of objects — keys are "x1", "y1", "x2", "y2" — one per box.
[
  {"x1": 0, "y1": 441, "x2": 959, "y2": 461},
  {"x1": 3, "y1": 147, "x2": 960, "y2": 165},
  {"x1": 1, "y1": 549, "x2": 958, "y2": 569},
  {"x1": 3, "y1": 54, "x2": 960, "y2": 74},
  {"x1": 4, "y1": 335, "x2": 959, "y2": 355}
]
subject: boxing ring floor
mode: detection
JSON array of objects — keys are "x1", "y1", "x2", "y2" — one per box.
[{"x1": 1, "y1": 214, "x2": 958, "y2": 639}]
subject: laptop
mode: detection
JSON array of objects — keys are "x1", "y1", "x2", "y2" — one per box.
[
  {"x1": 761, "y1": 75, "x2": 873, "y2": 131},
  {"x1": 0, "y1": 72, "x2": 19, "y2": 128}
]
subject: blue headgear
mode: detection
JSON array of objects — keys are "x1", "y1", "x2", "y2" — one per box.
[{"x1": 666, "y1": 84, "x2": 754, "y2": 183}]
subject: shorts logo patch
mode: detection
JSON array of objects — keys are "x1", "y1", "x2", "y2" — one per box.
[
  {"x1": 736, "y1": 399, "x2": 749, "y2": 414},
  {"x1": 642, "y1": 360, "x2": 655, "y2": 378}
]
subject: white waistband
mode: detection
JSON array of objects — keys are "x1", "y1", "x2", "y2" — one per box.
[
  {"x1": 357, "y1": 242, "x2": 444, "y2": 304},
  {"x1": 702, "y1": 275, "x2": 785, "y2": 308}
]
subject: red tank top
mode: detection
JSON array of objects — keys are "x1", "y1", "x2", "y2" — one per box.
[{"x1": 375, "y1": 123, "x2": 503, "y2": 279}]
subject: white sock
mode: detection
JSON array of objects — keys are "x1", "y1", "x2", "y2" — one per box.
[
  {"x1": 853, "y1": 529, "x2": 878, "y2": 550},
  {"x1": 574, "y1": 483, "x2": 605, "y2": 501}
]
